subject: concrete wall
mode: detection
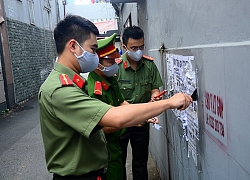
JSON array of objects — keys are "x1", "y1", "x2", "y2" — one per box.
[
  {"x1": 120, "y1": 0, "x2": 250, "y2": 179},
  {"x1": 0, "y1": 0, "x2": 58, "y2": 109},
  {"x1": 6, "y1": 18, "x2": 56, "y2": 103}
]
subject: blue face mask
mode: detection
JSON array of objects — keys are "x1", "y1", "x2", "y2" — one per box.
[
  {"x1": 98, "y1": 63, "x2": 119, "y2": 77},
  {"x1": 126, "y1": 49, "x2": 143, "y2": 62},
  {"x1": 74, "y1": 41, "x2": 99, "y2": 73}
]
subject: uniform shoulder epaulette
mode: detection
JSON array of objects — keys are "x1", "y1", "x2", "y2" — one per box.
[
  {"x1": 59, "y1": 74, "x2": 73, "y2": 86},
  {"x1": 94, "y1": 81, "x2": 102, "y2": 95},
  {"x1": 115, "y1": 58, "x2": 123, "y2": 65},
  {"x1": 142, "y1": 54, "x2": 154, "y2": 61}
]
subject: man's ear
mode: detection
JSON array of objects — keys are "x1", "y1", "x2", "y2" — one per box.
[
  {"x1": 68, "y1": 40, "x2": 77, "y2": 52},
  {"x1": 122, "y1": 44, "x2": 127, "y2": 50}
]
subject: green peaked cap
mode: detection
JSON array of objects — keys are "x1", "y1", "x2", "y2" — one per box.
[
  {"x1": 97, "y1": 33, "x2": 120, "y2": 58},
  {"x1": 97, "y1": 33, "x2": 117, "y2": 51}
]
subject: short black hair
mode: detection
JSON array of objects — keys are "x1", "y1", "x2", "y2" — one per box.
[
  {"x1": 122, "y1": 26, "x2": 144, "y2": 46},
  {"x1": 54, "y1": 14, "x2": 99, "y2": 54}
]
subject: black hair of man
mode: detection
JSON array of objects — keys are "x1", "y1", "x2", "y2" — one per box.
[
  {"x1": 54, "y1": 14, "x2": 99, "y2": 55},
  {"x1": 122, "y1": 26, "x2": 144, "y2": 46}
]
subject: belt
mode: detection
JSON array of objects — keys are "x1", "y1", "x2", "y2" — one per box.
[{"x1": 53, "y1": 167, "x2": 107, "y2": 180}]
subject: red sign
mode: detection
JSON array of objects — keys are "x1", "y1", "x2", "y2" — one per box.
[{"x1": 204, "y1": 91, "x2": 227, "y2": 146}]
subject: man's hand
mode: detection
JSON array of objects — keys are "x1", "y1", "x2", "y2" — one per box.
[
  {"x1": 168, "y1": 92, "x2": 193, "y2": 110},
  {"x1": 136, "y1": 117, "x2": 159, "y2": 127},
  {"x1": 150, "y1": 90, "x2": 167, "y2": 102},
  {"x1": 147, "y1": 117, "x2": 159, "y2": 124}
]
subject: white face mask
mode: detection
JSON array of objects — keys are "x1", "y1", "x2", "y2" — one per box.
[
  {"x1": 126, "y1": 49, "x2": 143, "y2": 62},
  {"x1": 98, "y1": 63, "x2": 119, "y2": 77},
  {"x1": 74, "y1": 41, "x2": 99, "y2": 73}
]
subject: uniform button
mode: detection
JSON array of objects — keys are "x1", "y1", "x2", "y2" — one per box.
[
  {"x1": 136, "y1": 95, "x2": 138, "y2": 97},
  {"x1": 135, "y1": 83, "x2": 137, "y2": 86},
  {"x1": 124, "y1": 88, "x2": 126, "y2": 90}
]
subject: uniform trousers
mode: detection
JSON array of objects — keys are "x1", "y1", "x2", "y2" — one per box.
[
  {"x1": 120, "y1": 123, "x2": 149, "y2": 180},
  {"x1": 53, "y1": 168, "x2": 106, "y2": 180},
  {"x1": 53, "y1": 174, "x2": 105, "y2": 180}
]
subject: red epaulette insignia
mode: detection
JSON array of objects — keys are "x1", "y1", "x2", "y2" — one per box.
[
  {"x1": 59, "y1": 74, "x2": 73, "y2": 86},
  {"x1": 73, "y1": 74, "x2": 85, "y2": 89},
  {"x1": 115, "y1": 58, "x2": 123, "y2": 65},
  {"x1": 142, "y1": 54, "x2": 154, "y2": 61},
  {"x1": 101, "y1": 81, "x2": 109, "y2": 90},
  {"x1": 123, "y1": 61, "x2": 128, "y2": 69},
  {"x1": 94, "y1": 81, "x2": 102, "y2": 95}
]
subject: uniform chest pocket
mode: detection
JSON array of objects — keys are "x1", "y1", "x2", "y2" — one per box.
[
  {"x1": 140, "y1": 80, "x2": 152, "y2": 96},
  {"x1": 119, "y1": 83, "x2": 133, "y2": 100}
]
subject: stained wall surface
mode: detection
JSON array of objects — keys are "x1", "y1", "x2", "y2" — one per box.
[{"x1": 121, "y1": 0, "x2": 250, "y2": 179}]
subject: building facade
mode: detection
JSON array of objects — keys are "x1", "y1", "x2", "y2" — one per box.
[
  {"x1": 0, "y1": 0, "x2": 59, "y2": 112},
  {"x1": 112, "y1": 0, "x2": 250, "y2": 179}
]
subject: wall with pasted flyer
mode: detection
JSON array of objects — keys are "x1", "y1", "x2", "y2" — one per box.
[{"x1": 118, "y1": 0, "x2": 250, "y2": 179}]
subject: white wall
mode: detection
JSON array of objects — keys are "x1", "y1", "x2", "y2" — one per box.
[
  {"x1": 120, "y1": 0, "x2": 250, "y2": 179},
  {"x1": 3, "y1": 0, "x2": 59, "y2": 30}
]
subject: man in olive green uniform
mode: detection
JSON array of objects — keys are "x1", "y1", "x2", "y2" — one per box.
[
  {"x1": 87, "y1": 33, "x2": 128, "y2": 180},
  {"x1": 117, "y1": 26, "x2": 163, "y2": 180},
  {"x1": 39, "y1": 15, "x2": 192, "y2": 180},
  {"x1": 39, "y1": 15, "x2": 111, "y2": 180}
]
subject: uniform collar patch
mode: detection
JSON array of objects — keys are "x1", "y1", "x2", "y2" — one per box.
[
  {"x1": 73, "y1": 74, "x2": 85, "y2": 89},
  {"x1": 123, "y1": 61, "x2": 128, "y2": 69},
  {"x1": 101, "y1": 81, "x2": 109, "y2": 90}
]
